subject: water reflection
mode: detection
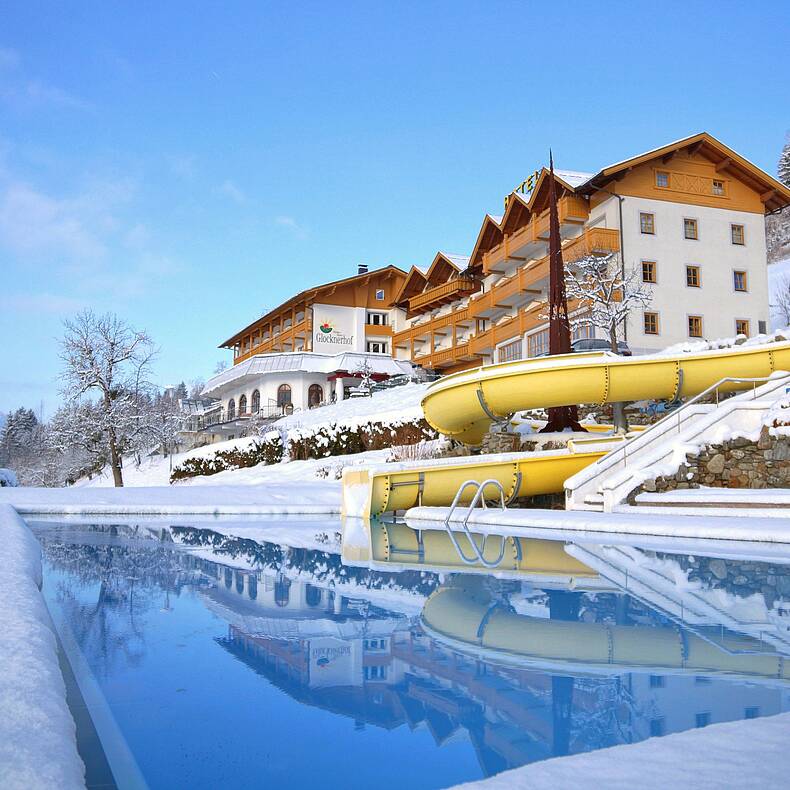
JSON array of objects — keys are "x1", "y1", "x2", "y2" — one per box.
[{"x1": 35, "y1": 522, "x2": 790, "y2": 787}]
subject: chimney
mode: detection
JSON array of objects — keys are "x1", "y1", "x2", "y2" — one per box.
[{"x1": 358, "y1": 264, "x2": 369, "y2": 275}]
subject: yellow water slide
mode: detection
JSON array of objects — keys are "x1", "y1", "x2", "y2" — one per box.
[
  {"x1": 341, "y1": 341, "x2": 790, "y2": 518},
  {"x1": 423, "y1": 342, "x2": 790, "y2": 444},
  {"x1": 422, "y1": 580, "x2": 790, "y2": 683}
]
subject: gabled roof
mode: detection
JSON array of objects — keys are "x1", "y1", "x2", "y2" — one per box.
[
  {"x1": 576, "y1": 132, "x2": 790, "y2": 212},
  {"x1": 468, "y1": 213, "x2": 504, "y2": 270},
  {"x1": 221, "y1": 265, "x2": 406, "y2": 347},
  {"x1": 393, "y1": 252, "x2": 472, "y2": 307}
]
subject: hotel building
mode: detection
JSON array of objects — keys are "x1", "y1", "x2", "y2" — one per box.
[
  {"x1": 391, "y1": 133, "x2": 790, "y2": 373},
  {"x1": 199, "y1": 264, "x2": 414, "y2": 438}
]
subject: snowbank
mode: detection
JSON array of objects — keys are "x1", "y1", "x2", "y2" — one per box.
[
  {"x1": 0, "y1": 481, "x2": 342, "y2": 516},
  {"x1": 0, "y1": 505, "x2": 85, "y2": 789},
  {"x1": 453, "y1": 711, "x2": 790, "y2": 789},
  {"x1": 0, "y1": 468, "x2": 19, "y2": 487}
]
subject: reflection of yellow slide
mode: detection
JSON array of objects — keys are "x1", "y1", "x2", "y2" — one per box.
[
  {"x1": 423, "y1": 343, "x2": 790, "y2": 444},
  {"x1": 423, "y1": 580, "x2": 790, "y2": 682},
  {"x1": 341, "y1": 341, "x2": 790, "y2": 518}
]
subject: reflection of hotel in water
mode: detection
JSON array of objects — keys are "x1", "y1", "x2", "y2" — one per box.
[{"x1": 196, "y1": 555, "x2": 790, "y2": 775}]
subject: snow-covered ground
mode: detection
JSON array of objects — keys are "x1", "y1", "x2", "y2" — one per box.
[
  {"x1": 75, "y1": 382, "x2": 431, "y2": 489},
  {"x1": 453, "y1": 710, "x2": 790, "y2": 790},
  {"x1": 0, "y1": 505, "x2": 84, "y2": 789}
]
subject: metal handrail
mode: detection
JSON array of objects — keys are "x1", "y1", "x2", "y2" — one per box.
[
  {"x1": 442, "y1": 479, "x2": 511, "y2": 569},
  {"x1": 591, "y1": 374, "x2": 789, "y2": 471}
]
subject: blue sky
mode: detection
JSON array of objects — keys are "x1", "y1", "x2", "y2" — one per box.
[{"x1": 1, "y1": 0, "x2": 788, "y2": 414}]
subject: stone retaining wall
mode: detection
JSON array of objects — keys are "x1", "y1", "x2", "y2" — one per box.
[{"x1": 633, "y1": 427, "x2": 790, "y2": 499}]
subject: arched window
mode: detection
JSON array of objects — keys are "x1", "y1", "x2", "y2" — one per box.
[
  {"x1": 308, "y1": 384, "x2": 323, "y2": 408},
  {"x1": 227, "y1": 399, "x2": 235, "y2": 420},
  {"x1": 251, "y1": 389, "x2": 260, "y2": 413},
  {"x1": 247, "y1": 575, "x2": 258, "y2": 600},
  {"x1": 277, "y1": 384, "x2": 292, "y2": 408},
  {"x1": 238, "y1": 394, "x2": 247, "y2": 415},
  {"x1": 305, "y1": 584, "x2": 322, "y2": 607},
  {"x1": 274, "y1": 574, "x2": 291, "y2": 607},
  {"x1": 235, "y1": 572, "x2": 244, "y2": 594}
]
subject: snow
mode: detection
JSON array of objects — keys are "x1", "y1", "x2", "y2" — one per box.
[
  {"x1": 0, "y1": 480, "x2": 341, "y2": 515},
  {"x1": 636, "y1": 487, "x2": 790, "y2": 506},
  {"x1": 405, "y1": 505, "x2": 790, "y2": 544},
  {"x1": 452, "y1": 711, "x2": 790, "y2": 790},
  {"x1": 202, "y1": 351, "x2": 415, "y2": 396},
  {"x1": 553, "y1": 169, "x2": 594, "y2": 188},
  {"x1": 0, "y1": 505, "x2": 85, "y2": 789},
  {"x1": 0, "y1": 468, "x2": 19, "y2": 487}
]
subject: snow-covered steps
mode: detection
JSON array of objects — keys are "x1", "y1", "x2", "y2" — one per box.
[{"x1": 565, "y1": 373, "x2": 790, "y2": 513}]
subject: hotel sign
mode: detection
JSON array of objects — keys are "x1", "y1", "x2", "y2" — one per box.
[
  {"x1": 312, "y1": 303, "x2": 360, "y2": 353},
  {"x1": 504, "y1": 169, "x2": 541, "y2": 209}
]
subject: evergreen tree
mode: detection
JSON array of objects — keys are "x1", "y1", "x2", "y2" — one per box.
[{"x1": 778, "y1": 135, "x2": 790, "y2": 187}]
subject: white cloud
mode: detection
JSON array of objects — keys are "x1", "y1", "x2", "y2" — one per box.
[
  {"x1": 218, "y1": 179, "x2": 246, "y2": 204},
  {"x1": 274, "y1": 215, "x2": 308, "y2": 238},
  {"x1": 0, "y1": 292, "x2": 85, "y2": 314}
]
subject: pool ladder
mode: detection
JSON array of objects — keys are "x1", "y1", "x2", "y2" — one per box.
[{"x1": 442, "y1": 479, "x2": 517, "y2": 569}]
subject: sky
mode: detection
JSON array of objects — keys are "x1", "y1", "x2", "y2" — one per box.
[{"x1": 1, "y1": 0, "x2": 788, "y2": 415}]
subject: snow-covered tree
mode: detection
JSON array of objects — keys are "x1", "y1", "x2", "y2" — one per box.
[
  {"x1": 778, "y1": 134, "x2": 790, "y2": 187},
  {"x1": 771, "y1": 275, "x2": 790, "y2": 328},
  {"x1": 59, "y1": 310, "x2": 157, "y2": 486},
  {"x1": 564, "y1": 253, "x2": 653, "y2": 431},
  {"x1": 353, "y1": 358, "x2": 375, "y2": 396}
]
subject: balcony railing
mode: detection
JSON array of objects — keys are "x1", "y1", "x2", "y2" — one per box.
[{"x1": 408, "y1": 278, "x2": 479, "y2": 313}]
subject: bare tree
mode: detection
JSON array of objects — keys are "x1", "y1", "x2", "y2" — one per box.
[
  {"x1": 564, "y1": 253, "x2": 653, "y2": 432},
  {"x1": 59, "y1": 310, "x2": 157, "y2": 486},
  {"x1": 770, "y1": 274, "x2": 790, "y2": 329}
]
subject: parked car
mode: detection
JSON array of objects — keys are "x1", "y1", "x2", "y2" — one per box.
[{"x1": 571, "y1": 338, "x2": 632, "y2": 356}]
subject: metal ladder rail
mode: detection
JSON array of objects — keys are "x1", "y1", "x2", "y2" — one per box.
[{"x1": 442, "y1": 479, "x2": 512, "y2": 569}]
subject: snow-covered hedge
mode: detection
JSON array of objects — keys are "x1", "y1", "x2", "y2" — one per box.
[
  {"x1": 170, "y1": 433, "x2": 284, "y2": 482},
  {"x1": 287, "y1": 417, "x2": 437, "y2": 461}
]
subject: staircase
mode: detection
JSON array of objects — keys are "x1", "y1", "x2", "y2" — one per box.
[{"x1": 565, "y1": 373, "x2": 790, "y2": 512}]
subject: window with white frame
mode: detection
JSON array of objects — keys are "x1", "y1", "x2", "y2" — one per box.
[
  {"x1": 527, "y1": 329, "x2": 549, "y2": 357},
  {"x1": 366, "y1": 341, "x2": 387, "y2": 353},
  {"x1": 366, "y1": 311, "x2": 388, "y2": 325},
  {"x1": 498, "y1": 338, "x2": 522, "y2": 363}
]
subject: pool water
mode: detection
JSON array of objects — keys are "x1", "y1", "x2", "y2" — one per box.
[{"x1": 33, "y1": 521, "x2": 790, "y2": 789}]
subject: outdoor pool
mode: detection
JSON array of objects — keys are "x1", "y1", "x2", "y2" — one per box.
[{"x1": 32, "y1": 519, "x2": 790, "y2": 789}]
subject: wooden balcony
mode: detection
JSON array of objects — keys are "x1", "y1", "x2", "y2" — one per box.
[
  {"x1": 364, "y1": 323, "x2": 393, "y2": 336},
  {"x1": 408, "y1": 277, "x2": 479, "y2": 314},
  {"x1": 482, "y1": 194, "x2": 590, "y2": 274},
  {"x1": 234, "y1": 317, "x2": 313, "y2": 364}
]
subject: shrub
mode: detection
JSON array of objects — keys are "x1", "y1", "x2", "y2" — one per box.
[{"x1": 170, "y1": 433, "x2": 283, "y2": 482}]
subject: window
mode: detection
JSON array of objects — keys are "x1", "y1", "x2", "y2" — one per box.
[
  {"x1": 694, "y1": 676, "x2": 711, "y2": 685},
  {"x1": 731, "y1": 224, "x2": 745, "y2": 245},
  {"x1": 642, "y1": 261, "x2": 657, "y2": 283},
  {"x1": 688, "y1": 315, "x2": 703, "y2": 338},
  {"x1": 735, "y1": 319, "x2": 750, "y2": 337},
  {"x1": 655, "y1": 171, "x2": 669, "y2": 188},
  {"x1": 276, "y1": 384, "x2": 292, "y2": 407},
  {"x1": 649, "y1": 718, "x2": 666, "y2": 737},
  {"x1": 498, "y1": 339, "x2": 522, "y2": 363},
  {"x1": 745, "y1": 707, "x2": 760, "y2": 720},
  {"x1": 308, "y1": 384, "x2": 323, "y2": 407},
  {"x1": 649, "y1": 675, "x2": 665, "y2": 689},
  {"x1": 686, "y1": 265, "x2": 701, "y2": 288},
  {"x1": 572, "y1": 323, "x2": 594, "y2": 341},
  {"x1": 375, "y1": 289, "x2": 385, "y2": 301},
  {"x1": 759, "y1": 320, "x2": 767, "y2": 334},
  {"x1": 366, "y1": 341, "x2": 387, "y2": 353},
  {"x1": 366, "y1": 311, "x2": 388, "y2": 325},
  {"x1": 684, "y1": 218, "x2": 698, "y2": 240},
  {"x1": 364, "y1": 665, "x2": 387, "y2": 681},
  {"x1": 238, "y1": 394, "x2": 247, "y2": 414},
  {"x1": 251, "y1": 389, "x2": 260, "y2": 413},
  {"x1": 640, "y1": 212, "x2": 655, "y2": 234},
  {"x1": 695, "y1": 712, "x2": 711, "y2": 728},
  {"x1": 227, "y1": 399, "x2": 235, "y2": 420},
  {"x1": 527, "y1": 328, "x2": 549, "y2": 357},
  {"x1": 712, "y1": 179, "x2": 725, "y2": 196},
  {"x1": 643, "y1": 312, "x2": 660, "y2": 335},
  {"x1": 733, "y1": 270, "x2": 748, "y2": 292}
]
